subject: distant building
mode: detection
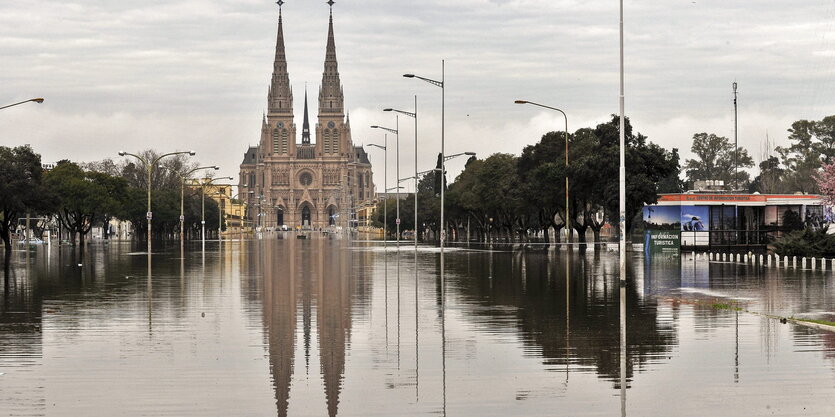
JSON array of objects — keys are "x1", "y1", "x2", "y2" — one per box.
[
  {"x1": 238, "y1": 5, "x2": 374, "y2": 230},
  {"x1": 644, "y1": 192, "x2": 827, "y2": 251}
]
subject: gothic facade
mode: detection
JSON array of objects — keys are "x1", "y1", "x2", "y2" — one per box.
[{"x1": 239, "y1": 5, "x2": 374, "y2": 230}]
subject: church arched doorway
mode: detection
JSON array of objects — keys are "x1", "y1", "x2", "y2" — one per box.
[
  {"x1": 277, "y1": 207, "x2": 284, "y2": 227},
  {"x1": 301, "y1": 206, "x2": 311, "y2": 227},
  {"x1": 328, "y1": 206, "x2": 336, "y2": 226}
]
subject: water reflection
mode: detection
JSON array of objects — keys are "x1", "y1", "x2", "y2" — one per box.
[{"x1": 2, "y1": 241, "x2": 835, "y2": 415}]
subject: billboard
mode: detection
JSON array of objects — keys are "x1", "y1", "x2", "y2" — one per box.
[{"x1": 644, "y1": 230, "x2": 681, "y2": 256}]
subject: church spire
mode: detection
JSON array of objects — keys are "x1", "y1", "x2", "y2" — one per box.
[
  {"x1": 269, "y1": 0, "x2": 293, "y2": 115},
  {"x1": 319, "y1": 0, "x2": 344, "y2": 116},
  {"x1": 302, "y1": 86, "x2": 311, "y2": 144}
]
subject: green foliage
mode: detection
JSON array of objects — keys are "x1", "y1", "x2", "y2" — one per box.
[
  {"x1": 772, "y1": 227, "x2": 835, "y2": 258},
  {"x1": 774, "y1": 116, "x2": 835, "y2": 193},
  {"x1": 595, "y1": 116, "x2": 681, "y2": 235},
  {"x1": 684, "y1": 132, "x2": 754, "y2": 189},
  {"x1": 44, "y1": 161, "x2": 129, "y2": 244},
  {"x1": 0, "y1": 145, "x2": 54, "y2": 249}
]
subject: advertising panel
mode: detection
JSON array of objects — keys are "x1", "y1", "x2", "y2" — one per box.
[{"x1": 644, "y1": 230, "x2": 681, "y2": 256}]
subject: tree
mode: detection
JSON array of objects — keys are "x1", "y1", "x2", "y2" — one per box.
[
  {"x1": 44, "y1": 161, "x2": 128, "y2": 247},
  {"x1": 816, "y1": 161, "x2": 835, "y2": 206},
  {"x1": 683, "y1": 133, "x2": 753, "y2": 189},
  {"x1": 595, "y1": 116, "x2": 680, "y2": 237},
  {"x1": 517, "y1": 131, "x2": 568, "y2": 243},
  {"x1": 750, "y1": 156, "x2": 788, "y2": 194},
  {"x1": 0, "y1": 146, "x2": 53, "y2": 253},
  {"x1": 776, "y1": 116, "x2": 835, "y2": 193}
]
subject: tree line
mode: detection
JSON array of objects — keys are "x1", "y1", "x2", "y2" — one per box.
[
  {"x1": 376, "y1": 116, "x2": 681, "y2": 243},
  {"x1": 376, "y1": 114, "x2": 835, "y2": 243},
  {"x1": 0, "y1": 146, "x2": 224, "y2": 252}
]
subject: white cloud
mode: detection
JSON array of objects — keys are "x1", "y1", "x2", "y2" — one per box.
[{"x1": 2, "y1": 0, "x2": 835, "y2": 184}]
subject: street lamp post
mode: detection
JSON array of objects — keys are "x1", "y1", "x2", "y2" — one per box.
[
  {"x1": 441, "y1": 152, "x2": 475, "y2": 242},
  {"x1": 514, "y1": 100, "x2": 570, "y2": 244},
  {"x1": 180, "y1": 166, "x2": 219, "y2": 245},
  {"x1": 230, "y1": 191, "x2": 248, "y2": 240},
  {"x1": 619, "y1": 0, "x2": 627, "y2": 284},
  {"x1": 200, "y1": 176, "x2": 233, "y2": 245},
  {"x1": 405, "y1": 63, "x2": 445, "y2": 251},
  {"x1": 118, "y1": 150, "x2": 195, "y2": 254},
  {"x1": 384, "y1": 98, "x2": 418, "y2": 250},
  {"x1": 398, "y1": 167, "x2": 442, "y2": 247},
  {"x1": 0, "y1": 98, "x2": 44, "y2": 111},
  {"x1": 367, "y1": 141, "x2": 388, "y2": 247},
  {"x1": 372, "y1": 124, "x2": 400, "y2": 248}
]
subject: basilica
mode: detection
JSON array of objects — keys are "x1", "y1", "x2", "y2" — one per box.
[{"x1": 238, "y1": 3, "x2": 374, "y2": 230}]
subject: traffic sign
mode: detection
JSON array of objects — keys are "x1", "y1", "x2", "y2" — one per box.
[
  {"x1": 146, "y1": 212, "x2": 152, "y2": 220},
  {"x1": 396, "y1": 218, "x2": 401, "y2": 225}
]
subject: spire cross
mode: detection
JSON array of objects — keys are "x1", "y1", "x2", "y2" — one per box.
[
  {"x1": 276, "y1": 0, "x2": 284, "y2": 16},
  {"x1": 327, "y1": 0, "x2": 334, "y2": 14}
]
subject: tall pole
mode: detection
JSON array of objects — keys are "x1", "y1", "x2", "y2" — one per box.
[
  {"x1": 563, "y1": 117, "x2": 570, "y2": 244},
  {"x1": 201, "y1": 183, "x2": 206, "y2": 245},
  {"x1": 147, "y1": 167, "x2": 152, "y2": 253},
  {"x1": 618, "y1": 0, "x2": 627, "y2": 284},
  {"x1": 180, "y1": 180, "x2": 185, "y2": 246},
  {"x1": 396, "y1": 115, "x2": 401, "y2": 249},
  {"x1": 414, "y1": 95, "x2": 419, "y2": 251},
  {"x1": 733, "y1": 82, "x2": 739, "y2": 191},
  {"x1": 440, "y1": 60, "x2": 445, "y2": 253},
  {"x1": 384, "y1": 135, "x2": 388, "y2": 247}
]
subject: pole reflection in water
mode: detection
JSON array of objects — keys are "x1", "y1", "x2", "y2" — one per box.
[
  {"x1": 440, "y1": 251, "x2": 446, "y2": 417},
  {"x1": 397, "y1": 252, "x2": 401, "y2": 369},
  {"x1": 414, "y1": 248, "x2": 419, "y2": 402},
  {"x1": 565, "y1": 250, "x2": 570, "y2": 385},
  {"x1": 147, "y1": 250, "x2": 152, "y2": 333},
  {"x1": 619, "y1": 284, "x2": 627, "y2": 417}
]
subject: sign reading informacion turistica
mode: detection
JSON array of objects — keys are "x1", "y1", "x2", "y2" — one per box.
[{"x1": 644, "y1": 230, "x2": 681, "y2": 257}]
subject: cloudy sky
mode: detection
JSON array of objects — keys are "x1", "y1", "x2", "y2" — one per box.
[{"x1": 2, "y1": 0, "x2": 834, "y2": 190}]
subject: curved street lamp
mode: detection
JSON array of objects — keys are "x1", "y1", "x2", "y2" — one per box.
[
  {"x1": 372, "y1": 123, "x2": 401, "y2": 247},
  {"x1": 199, "y1": 176, "x2": 233, "y2": 245},
  {"x1": 118, "y1": 150, "x2": 195, "y2": 254},
  {"x1": 405, "y1": 63, "x2": 446, "y2": 251},
  {"x1": 180, "y1": 166, "x2": 219, "y2": 245},
  {"x1": 0, "y1": 98, "x2": 44, "y2": 111},
  {"x1": 367, "y1": 141, "x2": 387, "y2": 247},
  {"x1": 385, "y1": 99, "x2": 418, "y2": 250},
  {"x1": 515, "y1": 100, "x2": 570, "y2": 244}
]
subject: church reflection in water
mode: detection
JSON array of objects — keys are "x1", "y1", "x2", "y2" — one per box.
[{"x1": 261, "y1": 238, "x2": 367, "y2": 417}]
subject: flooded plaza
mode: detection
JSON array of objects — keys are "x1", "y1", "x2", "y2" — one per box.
[{"x1": 2, "y1": 237, "x2": 835, "y2": 416}]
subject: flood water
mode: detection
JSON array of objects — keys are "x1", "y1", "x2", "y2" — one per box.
[{"x1": 2, "y1": 237, "x2": 835, "y2": 416}]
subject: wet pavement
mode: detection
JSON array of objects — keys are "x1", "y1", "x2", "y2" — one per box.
[{"x1": 2, "y1": 237, "x2": 835, "y2": 416}]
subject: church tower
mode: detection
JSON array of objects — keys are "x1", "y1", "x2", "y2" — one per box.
[
  {"x1": 239, "y1": 1, "x2": 374, "y2": 231},
  {"x1": 264, "y1": 1, "x2": 296, "y2": 159},
  {"x1": 316, "y1": 3, "x2": 350, "y2": 159}
]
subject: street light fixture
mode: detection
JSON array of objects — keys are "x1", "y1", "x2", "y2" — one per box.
[
  {"x1": 404, "y1": 62, "x2": 446, "y2": 252},
  {"x1": 367, "y1": 141, "x2": 387, "y2": 247},
  {"x1": 444, "y1": 152, "x2": 475, "y2": 162},
  {"x1": 0, "y1": 98, "x2": 44, "y2": 111},
  {"x1": 199, "y1": 176, "x2": 233, "y2": 245},
  {"x1": 118, "y1": 150, "x2": 196, "y2": 254},
  {"x1": 372, "y1": 122, "x2": 401, "y2": 248},
  {"x1": 385, "y1": 99, "x2": 419, "y2": 250},
  {"x1": 180, "y1": 165, "x2": 219, "y2": 246},
  {"x1": 515, "y1": 99, "x2": 570, "y2": 244}
]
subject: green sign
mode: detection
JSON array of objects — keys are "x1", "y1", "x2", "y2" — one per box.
[{"x1": 644, "y1": 230, "x2": 681, "y2": 256}]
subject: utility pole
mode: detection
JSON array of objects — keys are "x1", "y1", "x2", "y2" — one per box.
[{"x1": 733, "y1": 82, "x2": 739, "y2": 191}]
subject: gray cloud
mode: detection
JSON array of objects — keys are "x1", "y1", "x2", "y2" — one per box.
[{"x1": 2, "y1": 0, "x2": 835, "y2": 188}]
